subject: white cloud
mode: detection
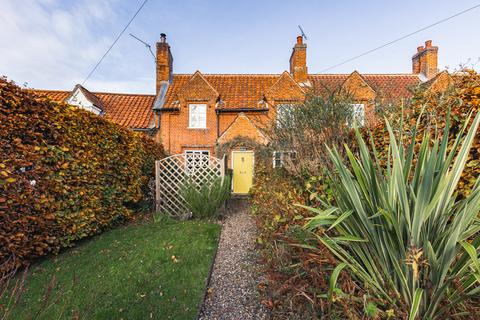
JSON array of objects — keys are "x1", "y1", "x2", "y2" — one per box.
[
  {"x1": 85, "y1": 77, "x2": 154, "y2": 94},
  {"x1": 0, "y1": 0, "x2": 150, "y2": 93}
]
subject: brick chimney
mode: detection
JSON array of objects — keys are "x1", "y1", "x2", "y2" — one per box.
[
  {"x1": 289, "y1": 35, "x2": 308, "y2": 84},
  {"x1": 412, "y1": 40, "x2": 438, "y2": 79},
  {"x1": 156, "y1": 33, "x2": 173, "y2": 93}
]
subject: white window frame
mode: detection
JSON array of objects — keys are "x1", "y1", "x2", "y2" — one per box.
[
  {"x1": 276, "y1": 104, "x2": 295, "y2": 127},
  {"x1": 184, "y1": 150, "x2": 210, "y2": 174},
  {"x1": 184, "y1": 150, "x2": 210, "y2": 156},
  {"x1": 272, "y1": 151, "x2": 297, "y2": 168},
  {"x1": 188, "y1": 104, "x2": 207, "y2": 129},
  {"x1": 350, "y1": 103, "x2": 365, "y2": 127}
]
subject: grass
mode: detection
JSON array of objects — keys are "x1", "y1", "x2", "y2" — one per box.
[{"x1": 4, "y1": 217, "x2": 221, "y2": 320}]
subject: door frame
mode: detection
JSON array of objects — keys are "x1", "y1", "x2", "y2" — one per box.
[{"x1": 231, "y1": 150, "x2": 255, "y2": 194}]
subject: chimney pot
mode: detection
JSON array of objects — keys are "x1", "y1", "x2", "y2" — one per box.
[
  {"x1": 156, "y1": 34, "x2": 173, "y2": 92},
  {"x1": 412, "y1": 40, "x2": 438, "y2": 79},
  {"x1": 290, "y1": 36, "x2": 308, "y2": 83}
]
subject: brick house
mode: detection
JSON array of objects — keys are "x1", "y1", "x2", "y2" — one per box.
[{"x1": 33, "y1": 34, "x2": 452, "y2": 193}]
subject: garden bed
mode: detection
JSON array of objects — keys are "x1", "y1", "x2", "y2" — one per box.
[{"x1": 2, "y1": 218, "x2": 220, "y2": 320}]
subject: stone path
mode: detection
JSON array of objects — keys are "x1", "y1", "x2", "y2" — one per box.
[{"x1": 198, "y1": 199, "x2": 268, "y2": 320}]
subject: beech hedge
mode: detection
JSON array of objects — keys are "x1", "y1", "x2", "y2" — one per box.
[
  {"x1": 0, "y1": 78, "x2": 164, "y2": 275},
  {"x1": 367, "y1": 70, "x2": 479, "y2": 198}
]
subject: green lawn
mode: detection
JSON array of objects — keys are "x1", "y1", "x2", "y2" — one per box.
[{"x1": 5, "y1": 218, "x2": 220, "y2": 320}]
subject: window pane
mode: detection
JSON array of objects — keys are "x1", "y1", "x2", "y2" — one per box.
[
  {"x1": 273, "y1": 151, "x2": 283, "y2": 168},
  {"x1": 189, "y1": 104, "x2": 207, "y2": 128},
  {"x1": 349, "y1": 104, "x2": 365, "y2": 127},
  {"x1": 276, "y1": 104, "x2": 295, "y2": 127},
  {"x1": 185, "y1": 150, "x2": 210, "y2": 173}
]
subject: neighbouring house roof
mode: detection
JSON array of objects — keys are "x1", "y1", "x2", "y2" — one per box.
[
  {"x1": 67, "y1": 84, "x2": 106, "y2": 112},
  {"x1": 30, "y1": 89, "x2": 156, "y2": 129}
]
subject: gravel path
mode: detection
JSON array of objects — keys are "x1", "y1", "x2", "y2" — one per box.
[{"x1": 198, "y1": 199, "x2": 268, "y2": 320}]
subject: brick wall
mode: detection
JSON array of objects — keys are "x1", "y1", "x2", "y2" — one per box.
[
  {"x1": 340, "y1": 71, "x2": 378, "y2": 127},
  {"x1": 289, "y1": 36, "x2": 308, "y2": 84},
  {"x1": 156, "y1": 34, "x2": 173, "y2": 93},
  {"x1": 160, "y1": 108, "x2": 272, "y2": 156}
]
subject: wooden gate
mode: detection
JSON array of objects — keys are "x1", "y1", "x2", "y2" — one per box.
[{"x1": 155, "y1": 153, "x2": 225, "y2": 218}]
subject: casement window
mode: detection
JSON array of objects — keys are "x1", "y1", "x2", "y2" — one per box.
[
  {"x1": 185, "y1": 150, "x2": 209, "y2": 157},
  {"x1": 350, "y1": 103, "x2": 365, "y2": 127},
  {"x1": 276, "y1": 104, "x2": 295, "y2": 127},
  {"x1": 273, "y1": 151, "x2": 297, "y2": 168},
  {"x1": 188, "y1": 104, "x2": 207, "y2": 128},
  {"x1": 185, "y1": 150, "x2": 210, "y2": 173}
]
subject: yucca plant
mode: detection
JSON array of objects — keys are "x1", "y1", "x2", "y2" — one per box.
[
  {"x1": 181, "y1": 175, "x2": 231, "y2": 219},
  {"x1": 302, "y1": 110, "x2": 480, "y2": 319}
]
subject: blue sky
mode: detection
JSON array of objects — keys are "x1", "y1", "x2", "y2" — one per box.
[{"x1": 0, "y1": 0, "x2": 479, "y2": 94}]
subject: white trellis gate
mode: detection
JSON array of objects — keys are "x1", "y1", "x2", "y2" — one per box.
[{"x1": 155, "y1": 153, "x2": 225, "y2": 218}]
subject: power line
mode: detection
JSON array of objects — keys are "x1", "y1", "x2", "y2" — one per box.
[
  {"x1": 319, "y1": 3, "x2": 480, "y2": 73},
  {"x1": 81, "y1": 0, "x2": 149, "y2": 85}
]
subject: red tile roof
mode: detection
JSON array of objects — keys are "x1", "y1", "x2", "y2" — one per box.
[
  {"x1": 162, "y1": 73, "x2": 421, "y2": 110},
  {"x1": 309, "y1": 74, "x2": 420, "y2": 102},
  {"x1": 163, "y1": 74, "x2": 280, "y2": 109},
  {"x1": 30, "y1": 72, "x2": 421, "y2": 128},
  {"x1": 30, "y1": 89, "x2": 155, "y2": 129}
]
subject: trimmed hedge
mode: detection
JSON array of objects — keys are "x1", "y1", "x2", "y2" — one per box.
[
  {"x1": 367, "y1": 70, "x2": 479, "y2": 198},
  {"x1": 0, "y1": 78, "x2": 164, "y2": 275}
]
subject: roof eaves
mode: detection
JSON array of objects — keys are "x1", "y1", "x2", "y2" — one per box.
[
  {"x1": 216, "y1": 108, "x2": 269, "y2": 113},
  {"x1": 158, "y1": 107, "x2": 180, "y2": 112}
]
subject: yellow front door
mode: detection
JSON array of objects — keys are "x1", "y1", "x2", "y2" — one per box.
[{"x1": 232, "y1": 151, "x2": 254, "y2": 194}]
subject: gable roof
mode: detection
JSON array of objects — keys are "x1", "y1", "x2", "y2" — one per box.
[
  {"x1": 67, "y1": 84, "x2": 105, "y2": 112},
  {"x1": 217, "y1": 113, "x2": 269, "y2": 144},
  {"x1": 265, "y1": 71, "x2": 305, "y2": 101},
  {"x1": 339, "y1": 71, "x2": 376, "y2": 100},
  {"x1": 176, "y1": 71, "x2": 219, "y2": 101},
  {"x1": 309, "y1": 74, "x2": 420, "y2": 102},
  {"x1": 162, "y1": 74, "x2": 280, "y2": 110},
  {"x1": 30, "y1": 89, "x2": 155, "y2": 129},
  {"x1": 420, "y1": 70, "x2": 454, "y2": 93},
  {"x1": 159, "y1": 72, "x2": 421, "y2": 111},
  {"x1": 29, "y1": 72, "x2": 422, "y2": 129}
]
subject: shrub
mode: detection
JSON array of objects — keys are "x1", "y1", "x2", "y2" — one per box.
[
  {"x1": 268, "y1": 94, "x2": 355, "y2": 178},
  {"x1": 253, "y1": 71, "x2": 480, "y2": 319},
  {"x1": 304, "y1": 111, "x2": 480, "y2": 319},
  {"x1": 367, "y1": 70, "x2": 480, "y2": 198},
  {"x1": 181, "y1": 175, "x2": 231, "y2": 219},
  {"x1": 0, "y1": 78, "x2": 164, "y2": 276},
  {"x1": 251, "y1": 161, "x2": 361, "y2": 319}
]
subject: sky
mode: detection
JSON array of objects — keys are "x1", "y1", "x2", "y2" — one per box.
[{"x1": 0, "y1": 0, "x2": 479, "y2": 94}]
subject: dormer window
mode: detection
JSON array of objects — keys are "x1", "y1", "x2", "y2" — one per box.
[
  {"x1": 188, "y1": 104, "x2": 207, "y2": 128},
  {"x1": 258, "y1": 96, "x2": 268, "y2": 109}
]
